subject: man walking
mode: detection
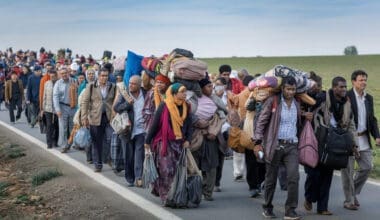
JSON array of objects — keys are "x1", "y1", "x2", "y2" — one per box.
[
  {"x1": 81, "y1": 67, "x2": 116, "y2": 172},
  {"x1": 26, "y1": 65, "x2": 42, "y2": 127},
  {"x1": 341, "y1": 70, "x2": 380, "y2": 210},
  {"x1": 53, "y1": 67, "x2": 77, "y2": 152},
  {"x1": 254, "y1": 76, "x2": 304, "y2": 220},
  {"x1": 4, "y1": 71, "x2": 24, "y2": 124},
  {"x1": 114, "y1": 75, "x2": 146, "y2": 186}
]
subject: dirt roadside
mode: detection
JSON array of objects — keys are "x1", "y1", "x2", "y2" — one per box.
[{"x1": 0, "y1": 126, "x2": 157, "y2": 220}]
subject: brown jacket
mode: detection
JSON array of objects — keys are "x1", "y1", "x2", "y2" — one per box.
[
  {"x1": 253, "y1": 95, "x2": 301, "y2": 162},
  {"x1": 80, "y1": 81, "x2": 116, "y2": 126},
  {"x1": 4, "y1": 79, "x2": 24, "y2": 102}
]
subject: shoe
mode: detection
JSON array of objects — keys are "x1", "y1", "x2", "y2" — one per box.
[
  {"x1": 262, "y1": 209, "x2": 276, "y2": 218},
  {"x1": 203, "y1": 195, "x2": 214, "y2": 201},
  {"x1": 87, "y1": 160, "x2": 93, "y2": 164},
  {"x1": 47, "y1": 145, "x2": 52, "y2": 149},
  {"x1": 234, "y1": 175, "x2": 244, "y2": 182},
  {"x1": 135, "y1": 179, "x2": 143, "y2": 187},
  {"x1": 16, "y1": 115, "x2": 21, "y2": 121},
  {"x1": 30, "y1": 124, "x2": 35, "y2": 128},
  {"x1": 284, "y1": 210, "x2": 301, "y2": 220},
  {"x1": 317, "y1": 210, "x2": 333, "y2": 215},
  {"x1": 214, "y1": 186, "x2": 221, "y2": 192},
  {"x1": 61, "y1": 147, "x2": 70, "y2": 153},
  {"x1": 354, "y1": 197, "x2": 360, "y2": 207},
  {"x1": 11, "y1": 121, "x2": 15, "y2": 125},
  {"x1": 249, "y1": 189, "x2": 259, "y2": 198},
  {"x1": 127, "y1": 182, "x2": 134, "y2": 187},
  {"x1": 280, "y1": 186, "x2": 288, "y2": 191},
  {"x1": 344, "y1": 203, "x2": 358, "y2": 210},
  {"x1": 94, "y1": 168, "x2": 102, "y2": 172},
  {"x1": 304, "y1": 200, "x2": 312, "y2": 211}
]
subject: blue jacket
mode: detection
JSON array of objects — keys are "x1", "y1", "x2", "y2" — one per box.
[
  {"x1": 27, "y1": 74, "x2": 42, "y2": 103},
  {"x1": 19, "y1": 72, "x2": 32, "y2": 88}
]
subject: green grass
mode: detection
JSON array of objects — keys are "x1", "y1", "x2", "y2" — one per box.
[
  {"x1": 202, "y1": 54, "x2": 380, "y2": 178},
  {"x1": 0, "y1": 182, "x2": 11, "y2": 198},
  {"x1": 31, "y1": 169, "x2": 62, "y2": 187},
  {"x1": 0, "y1": 144, "x2": 26, "y2": 160},
  {"x1": 14, "y1": 194, "x2": 30, "y2": 204}
]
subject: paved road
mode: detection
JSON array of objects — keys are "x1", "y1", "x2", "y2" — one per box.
[{"x1": 1, "y1": 109, "x2": 380, "y2": 220}]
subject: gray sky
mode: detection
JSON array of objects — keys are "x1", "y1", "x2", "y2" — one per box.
[{"x1": 1, "y1": 0, "x2": 379, "y2": 58}]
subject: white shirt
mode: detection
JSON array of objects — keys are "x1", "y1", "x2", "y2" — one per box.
[{"x1": 354, "y1": 88, "x2": 370, "y2": 151}]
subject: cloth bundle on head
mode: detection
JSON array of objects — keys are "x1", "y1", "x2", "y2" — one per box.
[
  {"x1": 164, "y1": 83, "x2": 188, "y2": 140},
  {"x1": 123, "y1": 50, "x2": 143, "y2": 87},
  {"x1": 113, "y1": 55, "x2": 127, "y2": 71}
]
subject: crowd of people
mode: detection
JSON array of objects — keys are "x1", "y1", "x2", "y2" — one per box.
[{"x1": 0, "y1": 47, "x2": 379, "y2": 220}]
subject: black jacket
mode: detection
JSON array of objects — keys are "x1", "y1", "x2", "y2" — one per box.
[{"x1": 347, "y1": 89, "x2": 380, "y2": 148}]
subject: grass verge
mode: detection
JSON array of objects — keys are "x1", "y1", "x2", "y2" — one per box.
[{"x1": 32, "y1": 169, "x2": 62, "y2": 187}]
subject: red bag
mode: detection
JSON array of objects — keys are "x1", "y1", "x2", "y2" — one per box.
[{"x1": 298, "y1": 121, "x2": 319, "y2": 168}]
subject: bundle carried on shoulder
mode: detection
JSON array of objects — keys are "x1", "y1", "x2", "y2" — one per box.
[
  {"x1": 247, "y1": 76, "x2": 281, "y2": 102},
  {"x1": 264, "y1": 65, "x2": 315, "y2": 94}
]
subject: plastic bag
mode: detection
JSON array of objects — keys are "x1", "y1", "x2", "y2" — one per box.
[
  {"x1": 142, "y1": 152, "x2": 158, "y2": 188},
  {"x1": 186, "y1": 149, "x2": 202, "y2": 208},
  {"x1": 73, "y1": 127, "x2": 92, "y2": 148},
  {"x1": 166, "y1": 148, "x2": 188, "y2": 208}
]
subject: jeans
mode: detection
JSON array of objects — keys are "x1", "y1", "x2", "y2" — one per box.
[{"x1": 124, "y1": 133, "x2": 145, "y2": 184}]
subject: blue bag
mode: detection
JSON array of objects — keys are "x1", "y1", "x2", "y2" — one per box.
[
  {"x1": 123, "y1": 50, "x2": 143, "y2": 87},
  {"x1": 74, "y1": 127, "x2": 92, "y2": 148}
]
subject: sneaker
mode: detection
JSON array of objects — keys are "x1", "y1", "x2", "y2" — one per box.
[
  {"x1": 304, "y1": 200, "x2": 312, "y2": 211},
  {"x1": 344, "y1": 203, "x2": 358, "y2": 210},
  {"x1": 94, "y1": 168, "x2": 102, "y2": 172},
  {"x1": 284, "y1": 210, "x2": 301, "y2": 220},
  {"x1": 127, "y1": 182, "x2": 134, "y2": 187},
  {"x1": 354, "y1": 197, "x2": 360, "y2": 207},
  {"x1": 214, "y1": 186, "x2": 221, "y2": 192},
  {"x1": 249, "y1": 189, "x2": 259, "y2": 198},
  {"x1": 317, "y1": 210, "x2": 333, "y2": 215},
  {"x1": 135, "y1": 179, "x2": 143, "y2": 187},
  {"x1": 203, "y1": 195, "x2": 214, "y2": 201},
  {"x1": 16, "y1": 115, "x2": 21, "y2": 121},
  {"x1": 234, "y1": 175, "x2": 244, "y2": 182},
  {"x1": 61, "y1": 147, "x2": 70, "y2": 153},
  {"x1": 262, "y1": 209, "x2": 276, "y2": 218}
]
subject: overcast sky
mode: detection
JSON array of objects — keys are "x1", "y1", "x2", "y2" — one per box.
[{"x1": 1, "y1": 0, "x2": 379, "y2": 58}]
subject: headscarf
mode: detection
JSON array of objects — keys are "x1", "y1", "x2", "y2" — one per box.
[{"x1": 164, "y1": 83, "x2": 187, "y2": 139}]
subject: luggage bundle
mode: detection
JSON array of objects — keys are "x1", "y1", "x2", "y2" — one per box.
[
  {"x1": 264, "y1": 65, "x2": 317, "y2": 105},
  {"x1": 248, "y1": 76, "x2": 282, "y2": 102},
  {"x1": 113, "y1": 55, "x2": 127, "y2": 71}
]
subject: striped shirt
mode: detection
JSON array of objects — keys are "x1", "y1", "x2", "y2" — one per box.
[{"x1": 278, "y1": 97, "x2": 298, "y2": 142}]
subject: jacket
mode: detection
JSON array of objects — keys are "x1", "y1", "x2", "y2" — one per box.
[
  {"x1": 80, "y1": 81, "x2": 116, "y2": 126},
  {"x1": 347, "y1": 89, "x2": 379, "y2": 147},
  {"x1": 113, "y1": 87, "x2": 147, "y2": 139},
  {"x1": 39, "y1": 74, "x2": 50, "y2": 110},
  {"x1": 4, "y1": 79, "x2": 24, "y2": 102},
  {"x1": 253, "y1": 94, "x2": 301, "y2": 162},
  {"x1": 27, "y1": 74, "x2": 42, "y2": 103},
  {"x1": 42, "y1": 80, "x2": 55, "y2": 113}
]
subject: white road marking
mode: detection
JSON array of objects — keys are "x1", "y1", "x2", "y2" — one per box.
[{"x1": 0, "y1": 121, "x2": 181, "y2": 220}]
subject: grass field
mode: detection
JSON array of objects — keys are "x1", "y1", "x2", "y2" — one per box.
[{"x1": 202, "y1": 54, "x2": 380, "y2": 178}]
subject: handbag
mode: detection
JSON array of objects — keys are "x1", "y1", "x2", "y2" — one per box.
[
  {"x1": 319, "y1": 121, "x2": 354, "y2": 170},
  {"x1": 298, "y1": 121, "x2": 319, "y2": 168},
  {"x1": 111, "y1": 112, "x2": 131, "y2": 134}
]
